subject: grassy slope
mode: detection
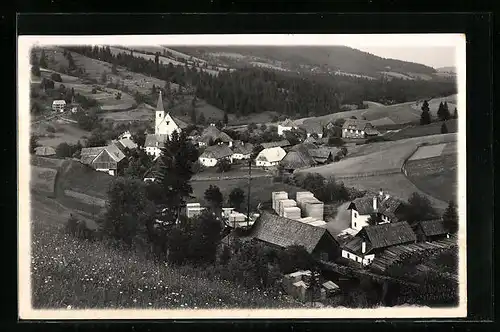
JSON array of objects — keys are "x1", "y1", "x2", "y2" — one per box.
[
  {"x1": 385, "y1": 119, "x2": 458, "y2": 141},
  {"x1": 31, "y1": 222, "x2": 297, "y2": 309}
]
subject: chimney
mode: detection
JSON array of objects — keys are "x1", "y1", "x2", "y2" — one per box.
[
  {"x1": 361, "y1": 241, "x2": 366, "y2": 254},
  {"x1": 372, "y1": 196, "x2": 377, "y2": 211}
]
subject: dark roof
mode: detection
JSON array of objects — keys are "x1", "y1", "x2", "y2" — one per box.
[
  {"x1": 232, "y1": 142, "x2": 254, "y2": 155},
  {"x1": 249, "y1": 212, "x2": 334, "y2": 253},
  {"x1": 303, "y1": 136, "x2": 318, "y2": 144},
  {"x1": 343, "y1": 236, "x2": 364, "y2": 254},
  {"x1": 279, "y1": 151, "x2": 316, "y2": 170},
  {"x1": 419, "y1": 219, "x2": 449, "y2": 237},
  {"x1": 299, "y1": 121, "x2": 324, "y2": 135},
  {"x1": 342, "y1": 119, "x2": 374, "y2": 131},
  {"x1": 261, "y1": 140, "x2": 291, "y2": 149},
  {"x1": 144, "y1": 134, "x2": 169, "y2": 148},
  {"x1": 308, "y1": 147, "x2": 340, "y2": 160},
  {"x1": 280, "y1": 119, "x2": 298, "y2": 128},
  {"x1": 348, "y1": 194, "x2": 404, "y2": 219},
  {"x1": 171, "y1": 116, "x2": 188, "y2": 129},
  {"x1": 360, "y1": 221, "x2": 417, "y2": 253},
  {"x1": 199, "y1": 126, "x2": 233, "y2": 144},
  {"x1": 200, "y1": 144, "x2": 234, "y2": 159},
  {"x1": 291, "y1": 142, "x2": 317, "y2": 152}
]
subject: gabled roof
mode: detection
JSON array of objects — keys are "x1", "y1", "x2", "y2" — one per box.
[
  {"x1": 144, "y1": 134, "x2": 169, "y2": 148},
  {"x1": 280, "y1": 118, "x2": 298, "y2": 128},
  {"x1": 359, "y1": 221, "x2": 416, "y2": 253},
  {"x1": 200, "y1": 144, "x2": 234, "y2": 160},
  {"x1": 418, "y1": 219, "x2": 448, "y2": 237},
  {"x1": 279, "y1": 150, "x2": 317, "y2": 170},
  {"x1": 261, "y1": 140, "x2": 291, "y2": 149},
  {"x1": 308, "y1": 147, "x2": 339, "y2": 159},
  {"x1": 171, "y1": 116, "x2": 188, "y2": 129},
  {"x1": 342, "y1": 118, "x2": 373, "y2": 131},
  {"x1": 256, "y1": 146, "x2": 286, "y2": 163},
  {"x1": 81, "y1": 147, "x2": 106, "y2": 165},
  {"x1": 299, "y1": 121, "x2": 324, "y2": 135},
  {"x1": 35, "y1": 146, "x2": 56, "y2": 156},
  {"x1": 290, "y1": 143, "x2": 317, "y2": 152},
  {"x1": 250, "y1": 211, "x2": 335, "y2": 253},
  {"x1": 348, "y1": 194, "x2": 404, "y2": 219},
  {"x1": 232, "y1": 142, "x2": 254, "y2": 155},
  {"x1": 101, "y1": 144, "x2": 126, "y2": 162},
  {"x1": 199, "y1": 125, "x2": 233, "y2": 144}
]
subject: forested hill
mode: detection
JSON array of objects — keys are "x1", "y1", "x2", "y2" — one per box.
[
  {"x1": 172, "y1": 46, "x2": 437, "y2": 76},
  {"x1": 64, "y1": 46, "x2": 456, "y2": 119}
]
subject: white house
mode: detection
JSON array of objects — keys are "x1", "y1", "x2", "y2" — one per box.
[
  {"x1": 341, "y1": 119, "x2": 380, "y2": 139},
  {"x1": 278, "y1": 118, "x2": 298, "y2": 136},
  {"x1": 255, "y1": 146, "x2": 287, "y2": 167},
  {"x1": 198, "y1": 144, "x2": 234, "y2": 167},
  {"x1": 52, "y1": 100, "x2": 66, "y2": 112},
  {"x1": 341, "y1": 221, "x2": 417, "y2": 266},
  {"x1": 347, "y1": 190, "x2": 405, "y2": 232},
  {"x1": 119, "y1": 131, "x2": 132, "y2": 140},
  {"x1": 144, "y1": 92, "x2": 186, "y2": 158}
]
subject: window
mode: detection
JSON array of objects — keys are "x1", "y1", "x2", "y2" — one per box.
[
  {"x1": 166, "y1": 121, "x2": 170, "y2": 125},
  {"x1": 354, "y1": 212, "x2": 357, "y2": 218},
  {"x1": 354, "y1": 222, "x2": 356, "y2": 228},
  {"x1": 158, "y1": 113, "x2": 161, "y2": 117}
]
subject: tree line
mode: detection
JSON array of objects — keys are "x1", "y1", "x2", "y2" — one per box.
[{"x1": 62, "y1": 46, "x2": 456, "y2": 119}]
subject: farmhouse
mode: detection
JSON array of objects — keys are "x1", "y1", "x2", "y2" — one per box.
[
  {"x1": 255, "y1": 146, "x2": 287, "y2": 167},
  {"x1": 347, "y1": 190, "x2": 405, "y2": 232},
  {"x1": 113, "y1": 138, "x2": 137, "y2": 151},
  {"x1": 231, "y1": 141, "x2": 254, "y2": 160},
  {"x1": 341, "y1": 119, "x2": 380, "y2": 139},
  {"x1": 260, "y1": 140, "x2": 291, "y2": 150},
  {"x1": 279, "y1": 150, "x2": 317, "y2": 173},
  {"x1": 308, "y1": 148, "x2": 339, "y2": 164},
  {"x1": 299, "y1": 121, "x2": 324, "y2": 138},
  {"x1": 414, "y1": 219, "x2": 450, "y2": 242},
  {"x1": 197, "y1": 125, "x2": 234, "y2": 147},
  {"x1": 52, "y1": 100, "x2": 66, "y2": 112},
  {"x1": 341, "y1": 221, "x2": 417, "y2": 266},
  {"x1": 145, "y1": 92, "x2": 187, "y2": 158},
  {"x1": 247, "y1": 212, "x2": 340, "y2": 261},
  {"x1": 80, "y1": 144, "x2": 126, "y2": 176},
  {"x1": 35, "y1": 146, "x2": 56, "y2": 157},
  {"x1": 199, "y1": 144, "x2": 234, "y2": 167},
  {"x1": 278, "y1": 118, "x2": 298, "y2": 136}
]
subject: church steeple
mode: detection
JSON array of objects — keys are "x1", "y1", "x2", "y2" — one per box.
[
  {"x1": 156, "y1": 90, "x2": 164, "y2": 112},
  {"x1": 155, "y1": 91, "x2": 165, "y2": 135}
]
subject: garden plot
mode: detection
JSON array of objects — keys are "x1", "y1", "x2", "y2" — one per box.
[
  {"x1": 408, "y1": 143, "x2": 447, "y2": 161},
  {"x1": 64, "y1": 83, "x2": 136, "y2": 111},
  {"x1": 31, "y1": 166, "x2": 58, "y2": 197},
  {"x1": 64, "y1": 190, "x2": 107, "y2": 208}
]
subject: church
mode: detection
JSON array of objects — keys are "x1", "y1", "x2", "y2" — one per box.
[{"x1": 144, "y1": 91, "x2": 187, "y2": 159}]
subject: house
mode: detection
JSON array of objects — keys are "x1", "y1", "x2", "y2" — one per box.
[
  {"x1": 414, "y1": 219, "x2": 450, "y2": 242},
  {"x1": 341, "y1": 119, "x2": 380, "y2": 139},
  {"x1": 197, "y1": 124, "x2": 233, "y2": 147},
  {"x1": 198, "y1": 144, "x2": 234, "y2": 167},
  {"x1": 52, "y1": 100, "x2": 66, "y2": 112},
  {"x1": 247, "y1": 211, "x2": 340, "y2": 261},
  {"x1": 113, "y1": 138, "x2": 138, "y2": 152},
  {"x1": 35, "y1": 146, "x2": 56, "y2": 157},
  {"x1": 279, "y1": 145, "x2": 317, "y2": 173},
  {"x1": 80, "y1": 144, "x2": 126, "y2": 176},
  {"x1": 260, "y1": 140, "x2": 291, "y2": 149},
  {"x1": 255, "y1": 146, "x2": 287, "y2": 167},
  {"x1": 144, "y1": 92, "x2": 187, "y2": 158},
  {"x1": 231, "y1": 141, "x2": 254, "y2": 160},
  {"x1": 347, "y1": 190, "x2": 405, "y2": 231},
  {"x1": 278, "y1": 118, "x2": 298, "y2": 136},
  {"x1": 308, "y1": 147, "x2": 340, "y2": 164},
  {"x1": 299, "y1": 121, "x2": 324, "y2": 138},
  {"x1": 341, "y1": 221, "x2": 417, "y2": 266}
]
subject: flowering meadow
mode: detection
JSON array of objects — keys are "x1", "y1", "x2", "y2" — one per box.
[{"x1": 31, "y1": 222, "x2": 299, "y2": 309}]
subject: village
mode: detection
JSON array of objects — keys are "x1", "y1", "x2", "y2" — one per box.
[{"x1": 29, "y1": 44, "x2": 459, "y2": 309}]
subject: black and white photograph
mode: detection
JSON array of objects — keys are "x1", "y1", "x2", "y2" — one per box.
[{"x1": 18, "y1": 34, "x2": 466, "y2": 319}]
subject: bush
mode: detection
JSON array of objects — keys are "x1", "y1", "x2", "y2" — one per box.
[
  {"x1": 46, "y1": 125, "x2": 56, "y2": 133},
  {"x1": 91, "y1": 87, "x2": 97, "y2": 94},
  {"x1": 51, "y1": 73, "x2": 63, "y2": 82},
  {"x1": 217, "y1": 159, "x2": 231, "y2": 173}
]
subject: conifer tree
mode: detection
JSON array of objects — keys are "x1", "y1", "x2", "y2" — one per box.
[
  {"x1": 443, "y1": 201, "x2": 458, "y2": 234},
  {"x1": 39, "y1": 50, "x2": 48, "y2": 68},
  {"x1": 420, "y1": 100, "x2": 431, "y2": 125},
  {"x1": 453, "y1": 107, "x2": 458, "y2": 119},
  {"x1": 441, "y1": 122, "x2": 449, "y2": 134}
]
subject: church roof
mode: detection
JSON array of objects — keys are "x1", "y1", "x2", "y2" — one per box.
[{"x1": 156, "y1": 91, "x2": 164, "y2": 112}]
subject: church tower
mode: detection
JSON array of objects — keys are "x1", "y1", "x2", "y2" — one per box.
[{"x1": 155, "y1": 91, "x2": 165, "y2": 135}]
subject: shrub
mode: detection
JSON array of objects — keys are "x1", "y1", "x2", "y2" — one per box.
[
  {"x1": 46, "y1": 125, "x2": 56, "y2": 133},
  {"x1": 50, "y1": 73, "x2": 63, "y2": 82},
  {"x1": 91, "y1": 87, "x2": 97, "y2": 94}
]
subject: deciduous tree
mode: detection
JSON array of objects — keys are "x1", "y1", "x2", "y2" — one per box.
[{"x1": 229, "y1": 187, "x2": 245, "y2": 211}]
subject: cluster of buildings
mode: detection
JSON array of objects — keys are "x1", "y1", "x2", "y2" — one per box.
[{"x1": 80, "y1": 137, "x2": 137, "y2": 176}]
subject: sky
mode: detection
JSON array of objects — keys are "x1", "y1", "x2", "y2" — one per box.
[{"x1": 347, "y1": 46, "x2": 456, "y2": 69}]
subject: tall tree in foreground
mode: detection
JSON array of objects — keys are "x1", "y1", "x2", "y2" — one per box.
[
  {"x1": 229, "y1": 187, "x2": 245, "y2": 211},
  {"x1": 158, "y1": 130, "x2": 199, "y2": 221},
  {"x1": 443, "y1": 200, "x2": 458, "y2": 234},
  {"x1": 103, "y1": 177, "x2": 156, "y2": 247},
  {"x1": 189, "y1": 210, "x2": 223, "y2": 264},
  {"x1": 420, "y1": 100, "x2": 431, "y2": 125},
  {"x1": 204, "y1": 185, "x2": 224, "y2": 210}
]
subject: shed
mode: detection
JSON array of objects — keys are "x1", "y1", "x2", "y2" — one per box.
[{"x1": 414, "y1": 219, "x2": 449, "y2": 242}]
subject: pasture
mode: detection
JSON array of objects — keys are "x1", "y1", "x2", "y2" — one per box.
[
  {"x1": 405, "y1": 141, "x2": 458, "y2": 203},
  {"x1": 64, "y1": 83, "x2": 136, "y2": 111},
  {"x1": 98, "y1": 103, "x2": 155, "y2": 122},
  {"x1": 31, "y1": 166, "x2": 58, "y2": 196},
  {"x1": 385, "y1": 119, "x2": 458, "y2": 141},
  {"x1": 30, "y1": 222, "x2": 296, "y2": 309},
  {"x1": 32, "y1": 121, "x2": 90, "y2": 148}
]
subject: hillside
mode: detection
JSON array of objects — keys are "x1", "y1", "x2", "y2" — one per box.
[{"x1": 172, "y1": 46, "x2": 439, "y2": 78}]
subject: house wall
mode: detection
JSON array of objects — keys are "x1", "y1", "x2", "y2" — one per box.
[
  {"x1": 306, "y1": 132, "x2": 323, "y2": 139},
  {"x1": 313, "y1": 234, "x2": 340, "y2": 262},
  {"x1": 350, "y1": 209, "x2": 370, "y2": 231},
  {"x1": 278, "y1": 125, "x2": 293, "y2": 136},
  {"x1": 155, "y1": 112, "x2": 180, "y2": 137},
  {"x1": 199, "y1": 157, "x2": 218, "y2": 167},
  {"x1": 342, "y1": 128, "x2": 365, "y2": 139},
  {"x1": 232, "y1": 153, "x2": 251, "y2": 160},
  {"x1": 145, "y1": 146, "x2": 162, "y2": 158},
  {"x1": 341, "y1": 250, "x2": 375, "y2": 266}
]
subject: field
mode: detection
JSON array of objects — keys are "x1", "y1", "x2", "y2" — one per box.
[
  {"x1": 405, "y1": 141, "x2": 458, "y2": 203},
  {"x1": 31, "y1": 166, "x2": 58, "y2": 196},
  {"x1": 190, "y1": 177, "x2": 303, "y2": 210},
  {"x1": 31, "y1": 120, "x2": 90, "y2": 148},
  {"x1": 30, "y1": 222, "x2": 297, "y2": 309},
  {"x1": 385, "y1": 119, "x2": 458, "y2": 141}
]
